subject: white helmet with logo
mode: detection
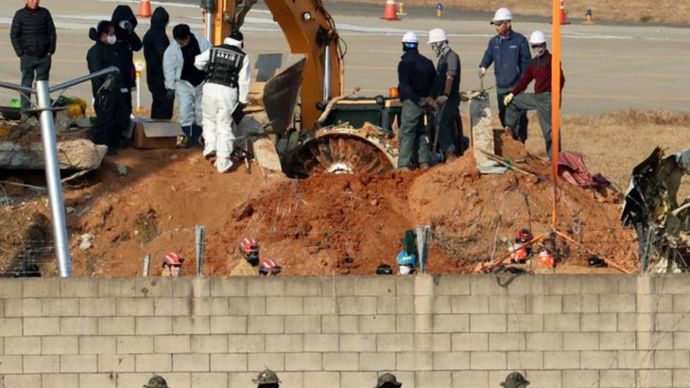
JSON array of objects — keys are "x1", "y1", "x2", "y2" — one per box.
[
  {"x1": 427, "y1": 28, "x2": 448, "y2": 44},
  {"x1": 491, "y1": 7, "x2": 513, "y2": 24},
  {"x1": 529, "y1": 30, "x2": 547, "y2": 45},
  {"x1": 402, "y1": 31, "x2": 418, "y2": 43}
]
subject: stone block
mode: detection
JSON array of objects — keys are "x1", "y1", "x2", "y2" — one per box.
[
  {"x1": 673, "y1": 294, "x2": 690, "y2": 313},
  {"x1": 415, "y1": 371, "x2": 451, "y2": 388},
  {"x1": 303, "y1": 334, "x2": 339, "y2": 352},
  {"x1": 173, "y1": 316, "x2": 210, "y2": 335},
  {"x1": 4, "y1": 298, "x2": 41, "y2": 317},
  {"x1": 285, "y1": 315, "x2": 321, "y2": 333},
  {"x1": 379, "y1": 296, "x2": 414, "y2": 314},
  {"x1": 340, "y1": 372, "x2": 377, "y2": 388},
  {"x1": 359, "y1": 352, "x2": 397, "y2": 371},
  {"x1": 0, "y1": 318, "x2": 22, "y2": 337},
  {"x1": 580, "y1": 276, "x2": 619, "y2": 294},
  {"x1": 523, "y1": 370, "x2": 562, "y2": 388},
  {"x1": 0, "y1": 279, "x2": 22, "y2": 298},
  {"x1": 135, "y1": 354, "x2": 173, "y2": 372},
  {"x1": 655, "y1": 350, "x2": 690, "y2": 369},
  {"x1": 210, "y1": 316, "x2": 247, "y2": 334},
  {"x1": 657, "y1": 313, "x2": 690, "y2": 332},
  {"x1": 377, "y1": 333, "x2": 414, "y2": 352},
  {"x1": 228, "y1": 372, "x2": 258, "y2": 388},
  {"x1": 599, "y1": 295, "x2": 636, "y2": 313},
  {"x1": 451, "y1": 333, "x2": 488, "y2": 351},
  {"x1": 0, "y1": 355, "x2": 22, "y2": 373},
  {"x1": 488, "y1": 333, "x2": 526, "y2": 351},
  {"x1": 451, "y1": 296, "x2": 489, "y2": 314},
  {"x1": 561, "y1": 370, "x2": 599, "y2": 387},
  {"x1": 284, "y1": 278, "x2": 322, "y2": 296},
  {"x1": 303, "y1": 297, "x2": 336, "y2": 315},
  {"x1": 414, "y1": 314, "x2": 433, "y2": 334},
  {"x1": 563, "y1": 333, "x2": 598, "y2": 351},
  {"x1": 526, "y1": 295, "x2": 562, "y2": 314},
  {"x1": 191, "y1": 372, "x2": 229, "y2": 388},
  {"x1": 247, "y1": 316, "x2": 284, "y2": 334},
  {"x1": 543, "y1": 313, "x2": 579, "y2": 332},
  {"x1": 228, "y1": 296, "x2": 265, "y2": 315},
  {"x1": 470, "y1": 352, "x2": 506, "y2": 370},
  {"x1": 433, "y1": 276, "x2": 471, "y2": 295},
  {"x1": 153, "y1": 298, "x2": 192, "y2": 316},
  {"x1": 506, "y1": 351, "x2": 543, "y2": 369},
  {"x1": 433, "y1": 314, "x2": 469, "y2": 333},
  {"x1": 506, "y1": 314, "x2": 543, "y2": 332},
  {"x1": 135, "y1": 317, "x2": 172, "y2": 335},
  {"x1": 41, "y1": 298, "x2": 78, "y2": 316},
  {"x1": 4, "y1": 336, "x2": 40, "y2": 355},
  {"x1": 433, "y1": 351, "x2": 470, "y2": 370},
  {"x1": 581, "y1": 313, "x2": 617, "y2": 332},
  {"x1": 286, "y1": 352, "x2": 322, "y2": 371},
  {"x1": 562, "y1": 295, "x2": 598, "y2": 313},
  {"x1": 228, "y1": 334, "x2": 265, "y2": 353},
  {"x1": 22, "y1": 278, "x2": 60, "y2": 298},
  {"x1": 41, "y1": 336, "x2": 78, "y2": 355},
  {"x1": 525, "y1": 333, "x2": 562, "y2": 351},
  {"x1": 2, "y1": 374, "x2": 41, "y2": 388},
  {"x1": 79, "y1": 298, "x2": 117, "y2": 317},
  {"x1": 637, "y1": 369, "x2": 672, "y2": 387},
  {"x1": 118, "y1": 336, "x2": 155, "y2": 354},
  {"x1": 359, "y1": 315, "x2": 396, "y2": 333},
  {"x1": 265, "y1": 334, "x2": 303, "y2": 352},
  {"x1": 488, "y1": 296, "x2": 526, "y2": 314},
  {"x1": 396, "y1": 352, "x2": 433, "y2": 371},
  {"x1": 337, "y1": 296, "x2": 377, "y2": 315},
  {"x1": 470, "y1": 314, "x2": 506, "y2": 333},
  {"x1": 354, "y1": 277, "x2": 396, "y2": 296},
  {"x1": 396, "y1": 315, "x2": 415, "y2": 333},
  {"x1": 638, "y1": 332, "x2": 673, "y2": 350},
  {"x1": 617, "y1": 350, "x2": 654, "y2": 369},
  {"x1": 267, "y1": 297, "x2": 303, "y2": 315},
  {"x1": 339, "y1": 334, "x2": 375, "y2": 352},
  {"x1": 543, "y1": 276, "x2": 582, "y2": 295},
  {"x1": 322, "y1": 315, "x2": 358, "y2": 334},
  {"x1": 60, "y1": 354, "x2": 98, "y2": 373},
  {"x1": 191, "y1": 297, "x2": 229, "y2": 316},
  {"x1": 113, "y1": 372, "x2": 151, "y2": 388},
  {"x1": 59, "y1": 317, "x2": 98, "y2": 335},
  {"x1": 543, "y1": 351, "x2": 579, "y2": 369},
  {"x1": 24, "y1": 317, "x2": 60, "y2": 335},
  {"x1": 452, "y1": 371, "x2": 487, "y2": 388},
  {"x1": 673, "y1": 369, "x2": 690, "y2": 387},
  {"x1": 98, "y1": 354, "x2": 135, "y2": 372},
  {"x1": 98, "y1": 279, "x2": 136, "y2": 297},
  {"x1": 637, "y1": 294, "x2": 672, "y2": 313},
  {"x1": 80, "y1": 336, "x2": 116, "y2": 354},
  {"x1": 173, "y1": 353, "x2": 210, "y2": 372},
  {"x1": 303, "y1": 372, "x2": 339, "y2": 387},
  {"x1": 415, "y1": 334, "x2": 451, "y2": 352},
  {"x1": 248, "y1": 352, "x2": 285, "y2": 371},
  {"x1": 41, "y1": 373, "x2": 79, "y2": 388},
  {"x1": 98, "y1": 317, "x2": 135, "y2": 335},
  {"x1": 657, "y1": 275, "x2": 690, "y2": 294},
  {"x1": 191, "y1": 334, "x2": 228, "y2": 353},
  {"x1": 247, "y1": 278, "x2": 284, "y2": 296},
  {"x1": 210, "y1": 277, "x2": 246, "y2": 297},
  {"x1": 23, "y1": 355, "x2": 59, "y2": 373},
  {"x1": 117, "y1": 298, "x2": 154, "y2": 316},
  {"x1": 599, "y1": 369, "x2": 636, "y2": 387},
  {"x1": 173, "y1": 278, "x2": 211, "y2": 298},
  {"x1": 599, "y1": 333, "x2": 636, "y2": 350},
  {"x1": 580, "y1": 351, "x2": 618, "y2": 369},
  {"x1": 209, "y1": 354, "x2": 248, "y2": 372},
  {"x1": 135, "y1": 278, "x2": 173, "y2": 297},
  {"x1": 323, "y1": 352, "x2": 359, "y2": 371}
]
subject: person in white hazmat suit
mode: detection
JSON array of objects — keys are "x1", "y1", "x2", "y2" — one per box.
[
  {"x1": 163, "y1": 24, "x2": 211, "y2": 147},
  {"x1": 194, "y1": 30, "x2": 250, "y2": 172}
]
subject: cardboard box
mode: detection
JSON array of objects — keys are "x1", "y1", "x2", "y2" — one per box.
[{"x1": 132, "y1": 119, "x2": 182, "y2": 149}]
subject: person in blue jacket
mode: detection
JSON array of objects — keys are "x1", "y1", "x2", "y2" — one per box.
[{"x1": 478, "y1": 8, "x2": 531, "y2": 143}]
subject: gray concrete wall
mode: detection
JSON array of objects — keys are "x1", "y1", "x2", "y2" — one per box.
[{"x1": 0, "y1": 275, "x2": 687, "y2": 388}]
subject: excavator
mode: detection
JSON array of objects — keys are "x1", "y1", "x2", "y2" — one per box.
[{"x1": 200, "y1": 0, "x2": 401, "y2": 177}]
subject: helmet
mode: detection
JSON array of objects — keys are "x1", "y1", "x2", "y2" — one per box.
[
  {"x1": 402, "y1": 32, "x2": 418, "y2": 43},
  {"x1": 537, "y1": 249, "x2": 556, "y2": 268},
  {"x1": 501, "y1": 372, "x2": 530, "y2": 388},
  {"x1": 239, "y1": 238, "x2": 260, "y2": 258},
  {"x1": 515, "y1": 228, "x2": 533, "y2": 244},
  {"x1": 396, "y1": 250, "x2": 416, "y2": 266},
  {"x1": 163, "y1": 252, "x2": 184, "y2": 267},
  {"x1": 143, "y1": 375, "x2": 168, "y2": 388},
  {"x1": 529, "y1": 30, "x2": 547, "y2": 45},
  {"x1": 259, "y1": 259, "x2": 282, "y2": 276},
  {"x1": 376, "y1": 264, "x2": 394, "y2": 275},
  {"x1": 375, "y1": 373, "x2": 402, "y2": 388},
  {"x1": 427, "y1": 28, "x2": 448, "y2": 44},
  {"x1": 253, "y1": 369, "x2": 281, "y2": 385},
  {"x1": 491, "y1": 8, "x2": 513, "y2": 24}
]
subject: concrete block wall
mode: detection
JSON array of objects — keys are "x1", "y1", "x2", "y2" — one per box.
[{"x1": 0, "y1": 275, "x2": 687, "y2": 388}]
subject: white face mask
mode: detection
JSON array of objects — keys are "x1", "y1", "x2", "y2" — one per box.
[
  {"x1": 399, "y1": 265, "x2": 412, "y2": 275},
  {"x1": 106, "y1": 35, "x2": 117, "y2": 45},
  {"x1": 532, "y1": 46, "x2": 545, "y2": 57}
]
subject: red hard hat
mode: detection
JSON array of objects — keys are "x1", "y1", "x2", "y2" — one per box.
[
  {"x1": 259, "y1": 259, "x2": 281, "y2": 276},
  {"x1": 515, "y1": 228, "x2": 533, "y2": 244},
  {"x1": 163, "y1": 252, "x2": 184, "y2": 266},
  {"x1": 239, "y1": 238, "x2": 259, "y2": 254}
]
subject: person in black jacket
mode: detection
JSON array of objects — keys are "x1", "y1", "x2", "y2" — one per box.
[
  {"x1": 10, "y1": 0, "x2": 56, "y2": 111},
  {"x1": 143, "y1": 7, "x2": 173, "y2": 119},
  {"x1": 111, "y1": 5, "x2": 143, "y2": 119},
  {"x1": 87, "y1": 21, "x2": 131, "y2": 155},
  {"x1": 396, "y1": 32, "x2": 436, "y2": 171}
]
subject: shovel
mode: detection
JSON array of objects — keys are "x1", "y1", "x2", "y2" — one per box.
[{"x1": 430, "y1": 101, "x2": 445, "y2": 166}]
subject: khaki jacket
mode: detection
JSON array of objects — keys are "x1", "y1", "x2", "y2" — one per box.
[{"x1": 230, "y1": 259, "x2": 258, "y2": 276}]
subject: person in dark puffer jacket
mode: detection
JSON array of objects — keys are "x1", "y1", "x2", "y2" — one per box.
[
  {"x1": 111, "y1": 5, "x2": 143, "y2": 120},
  {"x1": 143, "y1": 7, "x2": 173, "y2": 119},
  {"x1": 10, "y1": 0, "x2": 57, "y2": 111}
]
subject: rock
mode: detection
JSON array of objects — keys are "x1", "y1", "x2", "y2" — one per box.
[
  {"x1": 79, "y1": 234, "x2": 94, "y2": 250},
  {"x1": 115, "y1": 163, "x2": 128, "y2": 176},
  {"x1": 65, "y1": 207, "x2": 76, "y2": 214}
]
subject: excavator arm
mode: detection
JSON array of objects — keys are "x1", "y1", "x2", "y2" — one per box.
[{"x1": 203, "y1": 0, "x2": 344, "y2": 129}]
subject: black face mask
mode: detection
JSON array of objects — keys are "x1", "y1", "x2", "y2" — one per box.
[{"x1": 246, "y1": 253, "x2": 259, "y2": 267}]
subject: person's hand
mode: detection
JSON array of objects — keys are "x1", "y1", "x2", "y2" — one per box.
[
  {"x1": 435, "y1": 95, "x2": 448, "y2": 106},
  {"x1": 466, "y1": 90, "x2": 481, "y2": 100},
  {"x1": 119, "y1": 20, "x2": 134, "y2": 33},
  {"x1": 166, "y1": 89, "x2": 175, "y2": 100},
  {"x1": 478, "y1": 67, "x2": 487, "y2": 79},
  {"x1": 503, "y1": 93, "x2": 514, "y2": 106}
]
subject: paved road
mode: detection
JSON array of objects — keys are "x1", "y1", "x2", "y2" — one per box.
[{"x1": 0, "y1": 0, "x2": 688, "y2": 115}]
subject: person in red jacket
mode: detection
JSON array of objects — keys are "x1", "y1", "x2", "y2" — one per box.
[{"x1": 503, "y1": 30, "x2": 565, "y2": 159}]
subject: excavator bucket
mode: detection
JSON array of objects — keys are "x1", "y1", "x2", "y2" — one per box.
[{"x1": 259, "y1": 55, "x2": 306, "y2": 135}]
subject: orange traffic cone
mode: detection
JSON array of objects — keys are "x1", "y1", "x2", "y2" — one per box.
[
  {"x1": 138, "y1": 0, "x2": 152, "y2": 18},
  {"x1": 382, "y1": 0, "x2": 399, "y2": 21},
  {"x1": 559, "y1": 0, "x2": 569, "y2": 25}
]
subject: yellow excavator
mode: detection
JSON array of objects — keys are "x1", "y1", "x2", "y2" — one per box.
[{"x1": 201, "y1": 0, "x2": 400, "y2": 177}]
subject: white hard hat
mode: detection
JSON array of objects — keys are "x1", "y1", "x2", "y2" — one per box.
[
  {"x1": 491, "y1": 7, "x2": 513, "y2": 24},
  {"x1": 402, "y1": 32, "x2": 418, "y2": 44},
  {"x1": 529, "y1": 30, "x2": 547, "y2": 45},
  {"x1": 427, "y1": 28, "x2": 448, "y2": 44}
]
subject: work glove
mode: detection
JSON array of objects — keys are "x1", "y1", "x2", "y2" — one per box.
[
  {"x1": 478, "y1": 67, "x2": 487, "y2": 79},
  {"x1": 503, "y1": 93, "x2": 514, "y2": 106},
  {"x1": 435, "y1": 95, "x2": 448, "y2": 106},
  {"x1": 119, "y1": 20, "x2": 134, "y2": 33},
  {"x1": 462, "y1": 90, "x2": 481, "y2": 101},
  {"x1": 166, "y1": 89, "x2": 175, "y2": 100}
]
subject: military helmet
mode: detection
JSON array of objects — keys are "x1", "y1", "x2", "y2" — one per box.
[
  {"x1": 501, "y1": 372, "x2": 530, "y2": 388},
  {"x1": 143, "y1": 375, "x2": 168, "y2": 388},
  {"x1": 253, "y1": 368, "x2": 281, "y2": 385},
  {"x1": 375, "y1": 373, "x2": 402, "y2": 388}
]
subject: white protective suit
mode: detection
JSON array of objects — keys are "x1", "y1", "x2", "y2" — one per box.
[
  {"x1": 163, "y1": 33, "x2": 212, "y2": 127},
  {"x1": 194, "y1": 37, "x2": 251, "y2": 173}
]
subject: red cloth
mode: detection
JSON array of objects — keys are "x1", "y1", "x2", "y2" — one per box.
[
  {"x1": 558, "y1": 151, "x2": 610, "y2": 188},
  {"x1": 512, "y1": 51, "x2": 565, "y2": 95}
]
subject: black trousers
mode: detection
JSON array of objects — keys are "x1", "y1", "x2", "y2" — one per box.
[
  {"x1": 93, "y1": 89, "x2": 131, "y2": 148},
  {"x1": 20, "y1": 55, "x2": 51, "y2": 109},
  {"x1": 149, "y1": 80, "x2": 174, "y2": 119}
]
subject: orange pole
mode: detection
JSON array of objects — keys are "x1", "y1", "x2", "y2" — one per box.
[{"x1": 551, "y1": 0, "x2": 561, "y2": 227}]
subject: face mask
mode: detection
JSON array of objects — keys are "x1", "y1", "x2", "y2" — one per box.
[
  {"x1": 106, "y1": 35, "x2": 117, "y2": 45},
  {"x1": 399, "y1": 265, "x2": 412, "y2": 275},
  {"x1": 170, "y1": 265, "x2": 181, "y2": 277}
]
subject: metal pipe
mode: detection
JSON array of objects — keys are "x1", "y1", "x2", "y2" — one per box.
[
  {"x1": 0, "y1": 82, "x2": 34, "y2": 94},
  {"x1": 323, "y1": 45, "x2": 331, "y2": 101},
  {"x1": 50, "y1": 66, "x2": 119, "y2": 93},
  {"x1": 36, "y1": 80, "x2": 72, "y2": 278}
]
